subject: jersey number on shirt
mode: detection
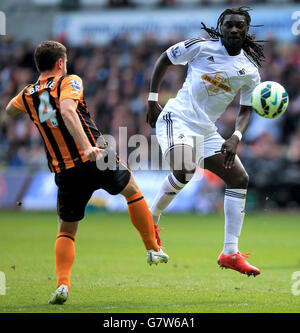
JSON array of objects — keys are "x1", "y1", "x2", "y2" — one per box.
[{"x1": 38, "y1": 91, "x2": 59, "y2": 127}]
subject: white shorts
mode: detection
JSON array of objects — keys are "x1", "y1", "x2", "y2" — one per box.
[{"x1": 156, "y1": 111, "x2": 225, "y2": 164}]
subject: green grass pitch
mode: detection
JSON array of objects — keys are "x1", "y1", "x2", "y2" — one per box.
[{"x1": 0, "y1": 210, "x2": 300, "y2": 313}]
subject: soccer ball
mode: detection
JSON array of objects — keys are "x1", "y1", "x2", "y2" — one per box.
[{"x1": 251, "y1": 81, "x2": 289, "y2": 119}]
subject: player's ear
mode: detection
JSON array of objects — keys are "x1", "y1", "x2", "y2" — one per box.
[{"x1": 56, "y1": 58, "x2": 64, "y2": 70}]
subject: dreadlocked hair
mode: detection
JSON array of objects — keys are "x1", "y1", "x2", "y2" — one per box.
[{"x1": 201, "y1": 6, "x2": 265, "y2": 67}]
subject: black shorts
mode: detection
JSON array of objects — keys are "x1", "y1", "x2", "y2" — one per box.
[{"x1": 55, "y1": 160, "x2": 131, "y2": 222}]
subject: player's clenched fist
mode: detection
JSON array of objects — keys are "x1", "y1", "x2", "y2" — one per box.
[{"x1": 84, "y1": 146, "x2": 103, "y2": 162}]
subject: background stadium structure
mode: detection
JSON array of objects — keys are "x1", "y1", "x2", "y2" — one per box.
[{"x1": 1, "y1": 0, "x2": 299, "y2": 212}]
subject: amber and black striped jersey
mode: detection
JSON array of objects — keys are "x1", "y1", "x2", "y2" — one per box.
[{"x1": 12, "y1": 74, "x2": 101, "y2": 173}]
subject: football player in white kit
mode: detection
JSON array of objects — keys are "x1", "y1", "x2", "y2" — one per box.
[{"x1": 147, "y1": 7, "x2": 264, "y2": 276}]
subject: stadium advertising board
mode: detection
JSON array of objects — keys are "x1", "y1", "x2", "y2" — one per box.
[
  {"x1": 21, "y1": 171, "x2": 57, "y2": 210},
  {"x1": 21, "y1": 170, "x2": 217, "y2": 213},
  {"x1": 0, "y1": 169, "x2": 29, "y2": 208},
  {"x1": 53, "y1": 5, "x2": 300, "y2": 45}
]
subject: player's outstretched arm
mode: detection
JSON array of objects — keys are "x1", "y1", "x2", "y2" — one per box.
[
  {"x1": 60, "y1": 98, "x2": 103, "y2": 162},
  {"x1": 221, "y1": 105, "x2": 252, "y2": 169},
  {"x1": 5, "y1": 97, "x2": 23, "y2": 116},
  {"x1": 147, "y1": 52, "x2": 172, "y2": 128}
]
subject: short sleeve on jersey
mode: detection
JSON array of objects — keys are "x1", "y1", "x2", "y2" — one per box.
[
  {"x1": 166, "y1": 39, "x2": 203, "y2": 65},
  {"x1": 59, "y1": 74, "x2": 83, "y2": 102},
  {"x1": 240, "y1": 69, "x2": 261, "y2": 106},
  {"x1": 11, "y1": 90, "x2": 26, "y2": 113}
]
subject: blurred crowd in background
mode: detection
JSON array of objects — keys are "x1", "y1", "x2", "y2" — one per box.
[{"x1": 0, "y1": 30, "x2": 299, "y2": 210}]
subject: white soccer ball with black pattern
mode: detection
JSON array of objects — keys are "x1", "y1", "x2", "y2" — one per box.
[{"x1": 251, "y1": 81, "x2": 289, "y2": 119}]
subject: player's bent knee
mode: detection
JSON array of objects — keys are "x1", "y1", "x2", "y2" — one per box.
[
  {"x1": 239, "y1": 172, "x2": 249, "y2": 188},
  {"x1": 58, "y1": 218, "x2": 79, "y2": 236},
  {"x1": 229, "y1": 171, "x2": 249, "y2": 188},
  {"x1": 173, "y1": 162, "x2": 196, "y2": 184},
  {"x1": 120, "y1": 174, "x2": 140, "y2": 198}
]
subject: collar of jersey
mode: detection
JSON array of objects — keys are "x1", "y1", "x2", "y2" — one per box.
[{"x1": 38, "y1": 74, "x2": 60, "y2": 81}]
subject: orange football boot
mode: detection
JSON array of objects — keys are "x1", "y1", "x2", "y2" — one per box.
[{"x1": 218, "y1": 251, "x2": 261, "y2": 277}]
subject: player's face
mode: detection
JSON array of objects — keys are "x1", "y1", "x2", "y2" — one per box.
[{"x1": 221, "y1": 14, "x2": 249, "y2": 52}]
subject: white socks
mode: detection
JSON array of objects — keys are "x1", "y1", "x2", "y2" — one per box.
[
  {"x1": 151, "y1": 175, "x2": 247, "y2": 256},
  {"x1": 223, "y1": 188, "x2": 247, "y2": 255},
  {"x1": 151, "y1": 173, "x2": 185, "y2": 225}
]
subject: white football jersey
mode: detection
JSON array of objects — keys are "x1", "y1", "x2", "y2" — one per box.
[{"x1": 164, "y1": 38, "x2": 261, "y2": 134}]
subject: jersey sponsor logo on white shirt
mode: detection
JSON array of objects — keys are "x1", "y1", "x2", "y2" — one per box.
[{"x1": 201, "y1": 71, "x2": 231, "y2": 95}]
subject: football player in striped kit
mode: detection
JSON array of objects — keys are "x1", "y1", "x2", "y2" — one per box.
[
  {"x1": 147, "y1": 7, "x2": 265, "y2": 277},
  {"x1": 6, "y1": 40, "x2": 168, "y2": 305}
]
